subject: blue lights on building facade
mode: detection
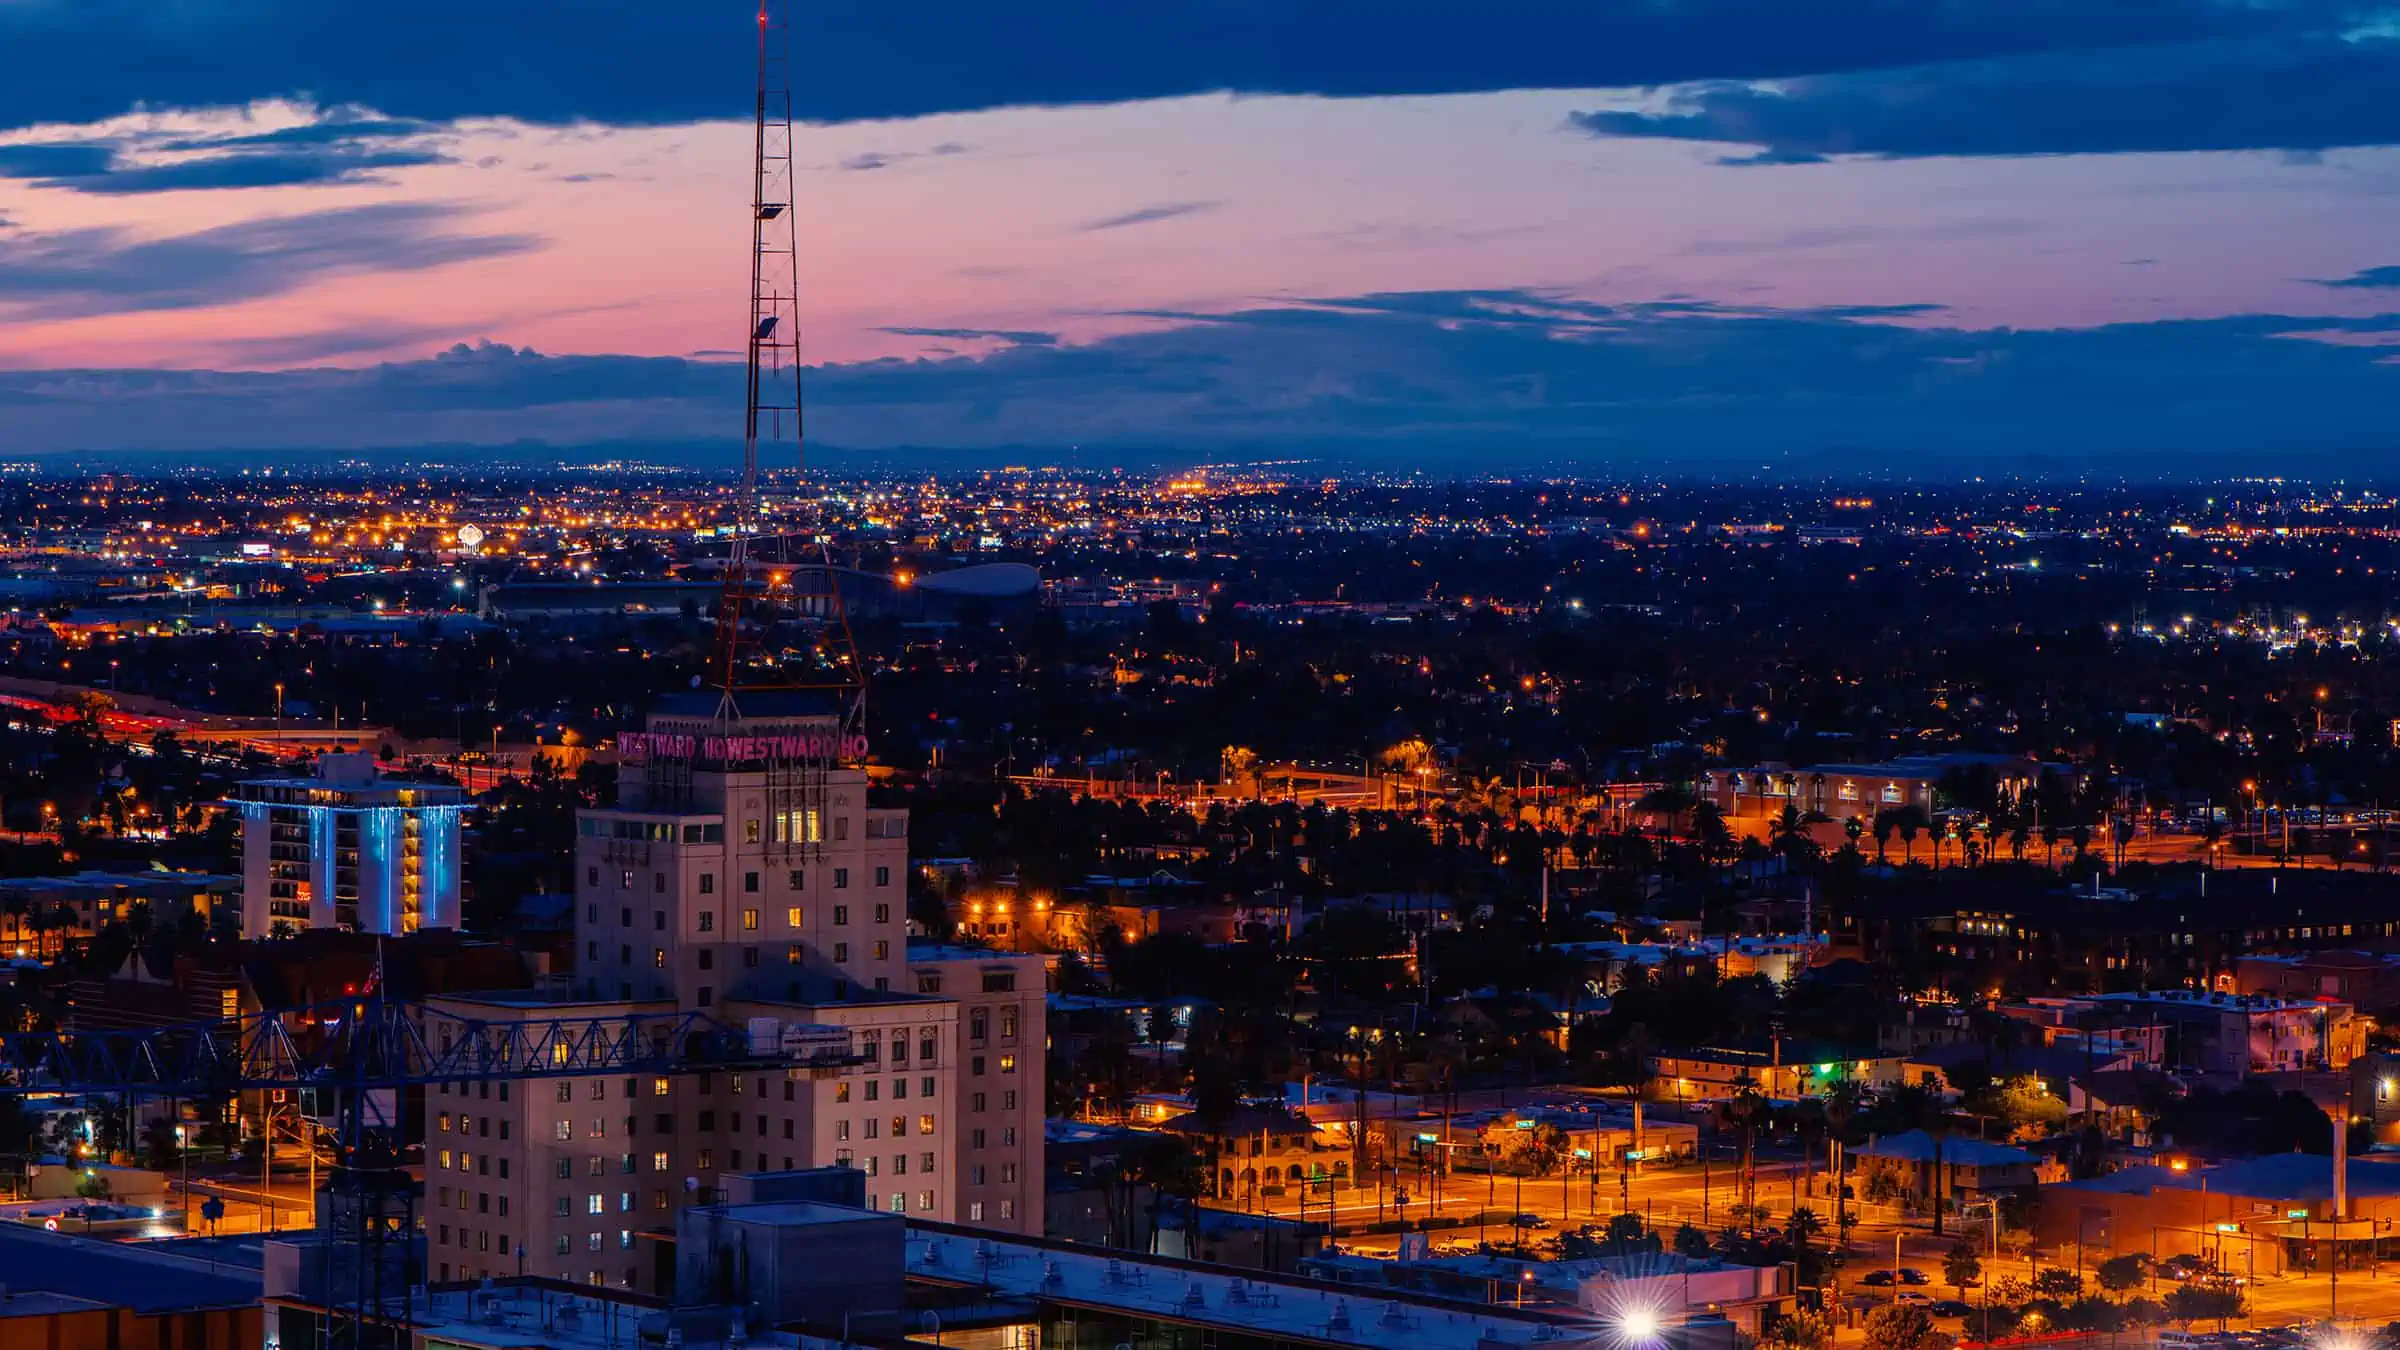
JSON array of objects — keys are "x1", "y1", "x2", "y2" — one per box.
[{"x1": 229, "y1": 753, "x2": 470, "y2": 938}]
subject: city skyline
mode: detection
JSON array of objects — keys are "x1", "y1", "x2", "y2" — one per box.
[{"x1": 1, "y1": 1, "x2": 2397, "y2": 461}]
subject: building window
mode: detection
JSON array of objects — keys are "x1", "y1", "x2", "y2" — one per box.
[
  {"x1": 588, "y1": 1194, "x2": 604, "y2": 1215},
  {"x1": 889, "y1": 1194, "x2": 906, "y2": 1213},
  {"x1": 786, "y1": 905, "x2": 802, "y2": 927},
  {"x1": 833, "y1": 905, "x2": 849, "y2": 926},
  {"x1": 653, "y1": 948, "x2": 666, "y2": 968},
  {"x1": 968, "y1": 1202, "x2": 984, "y2": 1222},
  {"x1": 875, "y1": 903, "x2": 890, "y2": 923},
  {"x1": 745, "y1": 872, "x2": 760, "y2": 894},
  {"x1": 999, "y1": 1054, "x2": 1016, "y2": 1074},
  {"x1": 833, "y1": 943, "x2": 849, "y2": 962},
  {"x1": 788, "y1": 943, "x2": 804, "y2": 964},
  {"x1": 745, "y1": 820, "x2": 761, "y2": 844},
  {"x1": 698, "y1": 911, "x2": 715, "y2": 932},
  {"x1": 998, "y1": 1200, "x2": 1015, "y2": 1220},
  {"x1": 834, "y1": 868, "x2": 850, "y2": 889},
  {"x1": 876, "y1": 868, "x2": 891, "y2": 888},
  {"x1": 873, "y1": 940, "x2": 890, "y2": 960},
  {"x1": 919, "y1": 1114, "x2": 936, "y2": 1136},
  {"x1": 742, "y1": 908, "x2": 759, "y2": 930}
]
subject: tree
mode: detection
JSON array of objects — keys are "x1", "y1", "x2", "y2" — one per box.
[
  {"x1": 2034, "y1": 1268, "x2": 2084, "y2": 1299},
  {"x1": 1862, "y1": 1304, "x2": 1952, "y2": 1350},
  {"x1": 2096, "y1": 1253, "x2": 2150, "y2": 1295},
  {"x1": 2164, "y1": 1281, "x2": 2243, "y2": 1329},
  {"x1": 1761, "y1": 1310, "x2": 1834, "y2": 1350},
  {"x1": 1943, "y1": 1239, "x2": 1982, "y2": 1294},
  {"x1": 1674, "y1": 1223, "x2": 1714, "y2": 1259}
]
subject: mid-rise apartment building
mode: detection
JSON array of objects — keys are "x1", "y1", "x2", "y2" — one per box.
[
  {"x1": 909, "y1": 944, "x2": 1046, "y2": 1230},
  {"x1": 228, "y1": 752, "x2": 468, "y2": 937},
  {"x1": 419, "y1": 701, "x2": 1043, "y2": 1293}
]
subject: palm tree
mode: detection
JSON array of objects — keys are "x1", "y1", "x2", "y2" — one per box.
[
  {"x1": 1895, "y1": 805, "x2": 1928, "y2": 865},
  {"x1": 1881, "y1": 1081, "x2": 1954, "y2": 1236},
  {"x1": 1824, "y1": 1078, "x2": 1866, "y2": 1245},
  {"x1": 1718, "y1": 1074, "x2": 1769, "y2": 1224}
]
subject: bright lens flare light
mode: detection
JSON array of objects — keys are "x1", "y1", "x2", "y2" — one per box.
[{"x1": 1615, "y1": 1309, "x2": 1662, "y2": 1345}]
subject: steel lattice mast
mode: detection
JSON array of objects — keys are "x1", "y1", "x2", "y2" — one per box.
[{"x1": 714, "y1": 0, "x2": 865, "y2": 726}]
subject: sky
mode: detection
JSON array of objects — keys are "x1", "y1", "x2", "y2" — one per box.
[{"x1": 1, "y1": 0, "x2": 2398, "y2": 466}]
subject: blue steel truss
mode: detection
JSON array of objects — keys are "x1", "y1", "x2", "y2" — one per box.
[{"x1": 0, "y1": 996, "x2": 828, "y2": 1096}]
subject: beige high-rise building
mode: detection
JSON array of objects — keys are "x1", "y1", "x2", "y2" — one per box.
[{"x1": 419, "y1": 702, "x2": 1044, "y2": 1293}]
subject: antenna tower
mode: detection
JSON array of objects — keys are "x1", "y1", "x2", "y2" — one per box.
[{"x1": 713, "y1": 0, "x2": 864, "y2": 729}]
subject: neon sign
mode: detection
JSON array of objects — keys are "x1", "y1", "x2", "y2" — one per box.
[{"x1": 618, "y1": 731, "x2": 866, "y2": 762}]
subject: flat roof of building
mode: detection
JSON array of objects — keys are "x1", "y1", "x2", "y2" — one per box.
[
  {"x1": 426, "y1": 990, "x2": 675, "y2": 1012},
  {"x1": 691, "y1": 1199, "x2": 893, "y2": 1229},
  {"x1": 906, "y1": 941, "x2": 1044, "y2": 964},
  {"x1": 904, "y1": 1227, "x2": 1604, "y2": 1350},
  {"x1": 0, "y1": 1224, "x2": 261, "y2": 1313}
]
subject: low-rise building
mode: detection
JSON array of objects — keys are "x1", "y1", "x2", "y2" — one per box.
[{"x1": 1853, "y1": 1129, "x2": 2039, "y2": 1209}]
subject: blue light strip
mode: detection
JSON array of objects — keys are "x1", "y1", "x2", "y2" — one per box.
[
  {"x1": 418, "y1": 805, "x2": 464, "y2": 930},
  {"x1": 362, "y1": 806, "x2": 403, "y2": 935},
  {"x1": 306, "y1": 805, "x2": 332, "y2": 927}
]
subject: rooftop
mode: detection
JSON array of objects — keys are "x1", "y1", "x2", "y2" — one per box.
[
  {"x1": 903, "y1": 1228, "x2": 1604, "y2": 1350},
  {"x1": 0, "y1": 1223, "x2": 260, "y2": 1313}
]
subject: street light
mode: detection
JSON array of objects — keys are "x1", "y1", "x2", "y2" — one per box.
[{"x1": 175, "y1": 1125, "x2": 189, "y2": 1228}]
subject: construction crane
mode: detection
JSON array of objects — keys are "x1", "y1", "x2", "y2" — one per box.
[{"x1": 0, "y1": 988, "x2": 820, "y2": 1350}]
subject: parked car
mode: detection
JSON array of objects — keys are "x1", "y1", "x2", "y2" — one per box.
[
  {"x1": 1930, "y1": 1301, "x2": 1974, "y2": 1318},
  {"x1": 1860, "y1": 1271, "x2": 1897, "y2": 1286},
  {"x1": 1510, "y1": 1213, "x2": 1552, "y2": 1229},
  {"x1": 1894, "y1": 1291, "x2": 1932, "y2": 1305}
]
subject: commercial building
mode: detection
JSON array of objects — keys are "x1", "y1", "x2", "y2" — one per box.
[
  {"x1": 0, "y1": 869, "x2": 237, "y2": 955},
  {"x1": 419, "y1": 700, "x2": 1043, "y2": 1295},
  {"x1": 228, "y1": 752, "x2": 468, "y2": 937},
  {"x1": 2062, "y1": 988, "x2": 2367, "y2": 1081},
  {"x1": 0, "y1": 1224, "x2": 261, "y2": 1350},
  {"x1": 2034, "y1": 1153, "x2": 2400, "y2": 1278},
  {"x1": 1701, "y1": 754, "x2": 2056, "y2": 824}
]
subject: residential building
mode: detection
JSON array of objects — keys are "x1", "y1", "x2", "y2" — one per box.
[
  {"x1": 418, "y1": 700, "x2": 1040, "y2": 1293},
  {"x1": 1853, "y1": 1130, "x2": 2040, "y2": 1209},
  {"x1": 228, "y1": 752, "x2": 468, "y2": 937},
  {"x1": 908, "y1": 943, "x2": 1046, "y2": 1235}
]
